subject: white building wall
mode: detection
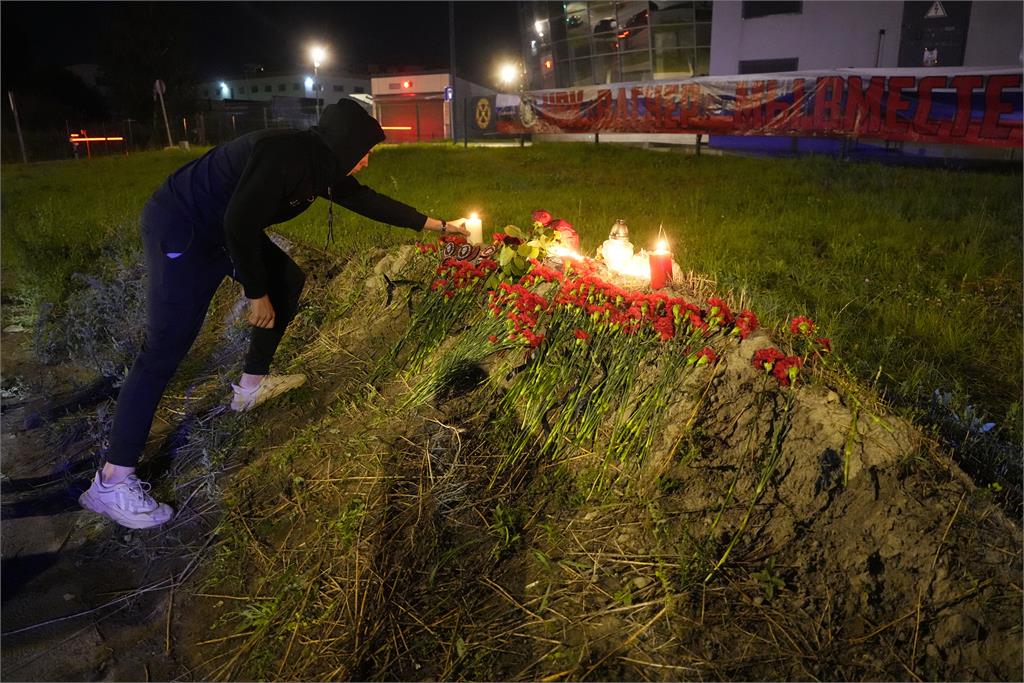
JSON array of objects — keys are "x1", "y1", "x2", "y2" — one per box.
[
  {"x1": 201, "y1": 73, "x2": 369, "y2": 101},
  {"x1": 964, "y1": 0, "x2": 1023, "y2": 66},
  {"x1": 710, "y1": 1, "x2": 1023, "y2": 76},
  {"x1": 371, "y1": 73, "x2": 450, "y2": 96},
  {"x1": 710, "y1": 1, "x2": 904, "y2": 75}
]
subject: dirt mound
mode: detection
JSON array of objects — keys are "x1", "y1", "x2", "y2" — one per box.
[
  {"x1": 9, "y1": 237, "x2": 1014, "y2": 681},
  {"x1": 182, "y1": 244, "x2": 1021, "y2": 681}
]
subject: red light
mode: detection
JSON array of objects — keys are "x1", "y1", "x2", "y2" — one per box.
[
  {"x1": 69, "y1": 132, "x2": 124, "y2": 142},
  {"x1": 401, "y1": 80, "x2": 412, "y2": 89}
]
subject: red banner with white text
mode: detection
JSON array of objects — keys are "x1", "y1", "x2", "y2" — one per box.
[{"x1": 495, "y1": 68, "x2": 1022, "y2": 148}]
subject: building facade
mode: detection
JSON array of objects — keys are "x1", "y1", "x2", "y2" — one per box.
[
  {"x1": 519, "y1": 1, "x2": 1022, "y2": 90},
  {"x1": 198, "y1": 71, "x2": 370, "y2": 103},
  {"x1": 520, "y1": 1, "x2": 714, "y2": 89},
  {"x1": 370, "y1": 73, "x2": 498, "y2": 143},
  {"x1": 710, "y1": 1, "x2": 1023, "y2": 75}
]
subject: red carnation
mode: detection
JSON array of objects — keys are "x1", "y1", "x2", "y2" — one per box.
[
  {"x1": 653, "y1": 315, "x2": 674, "y2": 342},
  {"x1": 688, "y1": 312, "x2": 708, "y2": 333},
  {"x1": 706, "y1": 297, "x2": 734, "y2": 325},
  {"x1": 815, "y1": 337, "x2": 832, "y2": 353},
  {"x1": 733, "y1": 309, "x2": 759, "y2": 340},
  {"x1": 695, "y1": 346, "x2": 718, "y2": 366},
  {"x1": 487, "y1": 335, "x2": 498, "y2": 344},
  {"x1": 752, "y1": 347, "x2": 786, "y2": 372},
  {"x1": 574, "y1": 329, "x2": 589, "y2": 341},
  {"x1": 789, "y1": 316, "x2": 816, "y2": 336},
  {"x1": 772, "y1": 356, "x2": 803, "y2": 387},
  {"x1": 532, "y1": 209, "x2": 553, "y2": 226}
]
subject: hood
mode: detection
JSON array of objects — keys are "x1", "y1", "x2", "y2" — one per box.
[{"x1": 310, "y1": 98, "x2": 385, "y2": 174}]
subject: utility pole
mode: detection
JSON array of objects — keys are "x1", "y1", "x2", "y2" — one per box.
[
  {"x1": 7, "y1": 91, "x2": 28, "y2": 163},
  {"x1": 449, "y1": 1, "x2": 456, "y2": 141},
  {"x1": 154, "y1": 79, "x2": 174, "y2": 148},
  {"x1": 314, "y1": 62, "x2": 320, "y2": 119}
]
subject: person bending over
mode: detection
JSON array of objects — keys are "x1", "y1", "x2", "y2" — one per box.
[{"x1": 79, "y1": 99, "x2": 466, "y2": 529}]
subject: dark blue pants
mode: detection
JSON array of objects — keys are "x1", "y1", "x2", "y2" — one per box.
[{"x1": 105, "y1": 195, "x2": 306, "y2": 467}]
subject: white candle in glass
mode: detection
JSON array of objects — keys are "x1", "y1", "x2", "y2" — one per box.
[
  {"x1": 466, "y1": 212, "x2": 483, "y2": 245},
  {"x1": 601, "y1": 238, "x2": 634, "y2": 272}
]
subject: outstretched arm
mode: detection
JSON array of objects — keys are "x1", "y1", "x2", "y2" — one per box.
[
  {"x1": 328, "y1": 176, "x2": 467, "y2": 235},
  {"x1": 329, "y1": 175, "x2": 427, "y2": 230}
]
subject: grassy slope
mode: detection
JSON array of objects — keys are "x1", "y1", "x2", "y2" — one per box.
[{"x1": 2, "y1": 143, "x2": 1020, "y2": 422}]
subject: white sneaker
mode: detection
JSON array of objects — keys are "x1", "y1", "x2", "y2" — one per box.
[
  {"x1": 78, "y1": 472, "x2": 174, "y2": 529},
  {"x1": 230, "y1": 374, "x2": 307, "y2": 412}
]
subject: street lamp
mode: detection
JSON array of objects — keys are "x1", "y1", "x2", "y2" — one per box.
[
  {"x1": 310, "y1": 44, "x2": 327, "y2": 118},
  {"x1": 499, "y1": 62, "x2": 520, "y2": 89}
]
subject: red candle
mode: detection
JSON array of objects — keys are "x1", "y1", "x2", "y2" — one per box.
[{"x1": 649, "y1": 245, "x2": 673, "y2": 289}]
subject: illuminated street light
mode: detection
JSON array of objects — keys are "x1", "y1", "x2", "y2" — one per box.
[
  {"x1": 304, "y1": 76, "x2": 314, "y2": 90},
  {"x1": 499, "y1": 62, "x2": 520, "y2": 87},
  {"x1": 309, "y1": 44, "x2": 327, "y2": 118},
  {"x1": 310, "y1": 45, "x2": 326, "y2": 68}
]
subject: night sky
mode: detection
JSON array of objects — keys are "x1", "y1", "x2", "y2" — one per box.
[{"x1": 2, "y1": 1, "x2": 522, "y2": 86}]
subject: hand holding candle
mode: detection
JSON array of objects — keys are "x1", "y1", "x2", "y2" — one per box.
[{"x1": 649, "y1": 236, "x2": 673, "y2": 290}]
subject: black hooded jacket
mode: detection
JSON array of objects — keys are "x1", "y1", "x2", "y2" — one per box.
[{"x1": 157, "y1": 99, "x2": 427, "y2": 299}]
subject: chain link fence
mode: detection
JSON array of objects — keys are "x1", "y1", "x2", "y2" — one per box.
[{"x1": 1, "y1": 97, "x2": 326, "y2": 163}]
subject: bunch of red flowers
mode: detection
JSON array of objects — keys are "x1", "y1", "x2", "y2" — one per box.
[
  {"x1": 431, "y1": 258, "x2": 498, "y2": 298},
  {"x1": 547, "y1": 272, "x2": 715, "y2": 343},
  {"x1": 488, "y1": 282, "x2": 550, "y2": 347},
  {"x1": 752, "y1": 347, "x2": 803, "y2": 387}
]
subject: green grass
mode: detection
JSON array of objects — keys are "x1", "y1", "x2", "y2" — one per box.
[
  {"x1": 2, "y1": 142, "x2": 1020, "y2": 426},
  {"x1": 1, "y1": 149, "x2": 200, "y2": 296}
]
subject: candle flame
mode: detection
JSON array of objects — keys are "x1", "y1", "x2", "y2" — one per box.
[
  {"x1": 656, "y1": 240, "x2": 668, "y2": 252},
  {"x1": 469, "y1": 212, "x2": 479, "y2": 220}
]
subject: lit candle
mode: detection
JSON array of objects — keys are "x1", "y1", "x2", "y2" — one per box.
[
  {"x1": 649, "y1": 239, "x2": 673, "y2": 290},
  {"x1": 601, "y1": 238, "x2": 634, "y2": 273},
  {"x1": 465, "y1": 212, "x2": 483, "y2": 245}
]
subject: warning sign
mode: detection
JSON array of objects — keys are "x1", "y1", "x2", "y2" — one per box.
[{"x1": 925, "y1": 1, "x2": 947, "y2": 18}]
